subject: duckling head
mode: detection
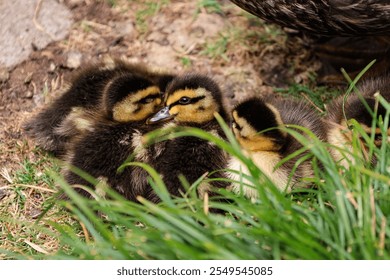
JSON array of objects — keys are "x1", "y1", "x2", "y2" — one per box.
[
  {"x1": 338, "y1": 96, "x2": 390, "y2": 146},
  {"x1": 104, "y1": 73, "x2": 164, "y2": 123},
  {"x1": 147, "y1": 73, "x2": 226, "y2": 125},
  {"x1": 232, "y1": 98, "x2": 287, "y2": 152}
]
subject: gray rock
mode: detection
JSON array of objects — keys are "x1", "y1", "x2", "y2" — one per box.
[{"x1": 0, "y1": 0, "x2": 73, "y2": 68}]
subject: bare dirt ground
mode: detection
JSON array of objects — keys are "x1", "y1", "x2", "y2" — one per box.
[{"x1": 0, "y1": 0, "x2": 323, "y2": 256}]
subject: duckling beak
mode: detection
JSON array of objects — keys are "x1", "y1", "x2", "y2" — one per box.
[{"x1": 147, "y1": 106, "x2": 173, "y2": 124}]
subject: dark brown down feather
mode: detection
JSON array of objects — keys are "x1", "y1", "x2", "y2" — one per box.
[{"x1": 230, "y1": 0, "x2": 390, "y2": 36}]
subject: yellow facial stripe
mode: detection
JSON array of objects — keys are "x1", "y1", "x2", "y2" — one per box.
[
  {"x1": 135, "y1": 86, "x2": 160, "y2": 101},
  {"x1": 237, "y1": 134, "x2": 280, "y2": 152},
  {"x1": 232, "y1": 110, "x2": 282, "y2": 152},
  {"x1": 112, "y1": 86, "x2": 161, "y2": 122},
  {"x1": 232, "y1": 112, "x2": 256, "y2": 139},
  {"x1": 169, "y1": 106, "x2": 179, "y2": 116},
  {"x1": 166, "y1": 88, "x2": 217, "y2": 123},
  {"x1": 166, "y1": 89, "x2": 197, "y2": 106}
]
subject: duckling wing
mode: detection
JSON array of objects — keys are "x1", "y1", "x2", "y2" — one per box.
[
  {"x1": 64, "y1": 122, "x2": 155, "y2": 201},
  {"x1": 154, "y1": 132, "x2": 229, "y2": 198}
]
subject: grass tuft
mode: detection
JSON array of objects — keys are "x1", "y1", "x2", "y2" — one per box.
[
  {"x1": 196, "y1": 0, "x2": 223, "y2": 15},
  {"x1": 135, "y1": 0, "x2": 170, "y2": 35}
]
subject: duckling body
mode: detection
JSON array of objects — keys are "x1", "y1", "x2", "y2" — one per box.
[
  {"x1": 65, "y1": 120, "x2": 162, "y2": 201},
  {"x1": 147, "y1": 73, "x2": 229, "y2": 199},
  {"x1": 24, "y1": 58, "x2": 174, "y2": 155},
  {"x1": 227, "y1": 97, "x2": 327, "y2": 197},
  {"x1": 327, "y1": 76, "x2": 390, "y2": 166},
  {"x1": 63, "y1": 73, "x2": 167, "y2": 201}
]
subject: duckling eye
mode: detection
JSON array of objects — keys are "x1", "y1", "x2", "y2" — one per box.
[
  {"x1": 179, "y1": 97, "x2": 191, "y2": 105},
  {"x1": 140, "y1": 96, "x2": 156, "y2": 104},
  {"x1": 232, "y1": 121, "x2": 242, "y2": 131}
]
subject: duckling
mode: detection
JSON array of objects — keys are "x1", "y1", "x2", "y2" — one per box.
[
  {"x1": 63, "y1": 72, "x2": 166, "y2": 202},
  {"x1": 227, "y1": 96, "x2": 328, "y2": 198},
  {"x1": 23, "y1": 58, "x2": 174, "y2": 155},
  {"x1": 146, "y1": 73, "x2": 230, "y2": 199},
  {"x1": 326, "y1": 76, "x2": 390, "y2": 166}
]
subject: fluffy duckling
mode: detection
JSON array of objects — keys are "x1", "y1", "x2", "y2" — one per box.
[
  {"x1": 227, "y1": 97, "x2": 327, "y2": 198},
  {"x1": 64, "y1": 72, "x2": 166, "y2": 202},
  {"x1": 327, "y1": 76, "x2": 390, "y2": 166},
  {"x1": 24, "y1": 58, "x2": 174, "y2": 155},
  {"x1": 147, "y1": 73, "x2": 229, "y2": 199}
]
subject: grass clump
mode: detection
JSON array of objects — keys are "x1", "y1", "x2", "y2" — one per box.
[
  {"x1": 196, "y1": 0, "x2": 224, "y2": 15},
  {"x1": 135, "y1": 0, "x2": 170, "y2": 35},
  {"x1": 201, "y1": 34, "x2": 230, "y2": 62},
  {"x1": 200, "y1": 18, "x2": 285, "y2": 64}
]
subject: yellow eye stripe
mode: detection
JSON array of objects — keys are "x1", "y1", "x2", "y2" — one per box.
[
  {"x1": 232, "y1": 107, "x2": 285, "y2": 152},
  {"x1": 134, "y1": 86, "x2": 161, "y2": 102},
  {"x1": 166, "y1": 89, "x2": 198, "y2": 106},
  {"x1": 165, "y1": 88, "x2": 218, "y2": 123},
  {"x1": 112, "y1": 86, "x2": 161, "y2": 122}
]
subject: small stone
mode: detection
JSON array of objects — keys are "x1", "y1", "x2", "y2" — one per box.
[
  {"x1": 189, "y1": 26, "x2": 204, "y2": 38},
  {"x1": 24, "y1": 72, "x2": 33, "y2": 84},
  {"x1": 0, "y1": 67, "x2": 10, "y2": 83},
  {"x1": 28, "y1": 208, "x2": 42, "y2": 219},
  {"x1": 147, "y1": 31, "x2": 169, "y2": 46},
  {"x1": 49, "y1": 62, "x2": 56, "y2": 73},
  {"x1": 25, "y1": 91, "x2": 33, "y2": 98},
  {"x1": 112, "y1": 21, "x2": 136, "y2": 38},
  {"x1": 66, "y1": 51, "x2": 83, "y2": 69}
]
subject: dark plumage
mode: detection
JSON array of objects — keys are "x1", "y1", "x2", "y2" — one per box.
[
  {"x1": 327, "y1": 75, "x2": 390, "y2": 165},
  {"x1": 328, "y1": 76, "x2": 390, "y2": 127},
  {"x1": 147, "y1": 73, "x2": 229, "y2": 199},
  {"x1": 230, "y1": 1, "x2": 390, "y2": 84},
  {"x1": 23, "y1": 58, "x2": 174, "y2": 155},
  {"x1": 227, "y1": 96, "x2": 327, "y2": 196},
  {"x1": 64, "y1": 121, "x2": 162, "y2": 201},
  {"x1": 230, "y1": 0, "x2": 390, "y2": 36},
  {"x1": 63, "y1": 73, "x2": 167, "y2": 202}
]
